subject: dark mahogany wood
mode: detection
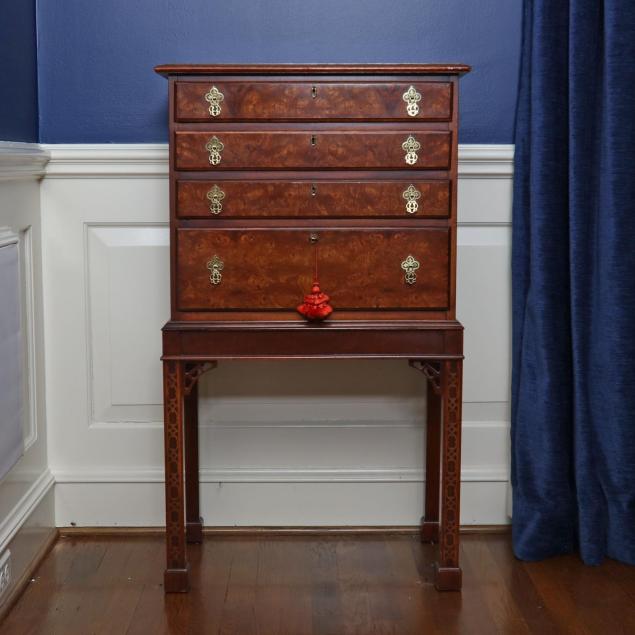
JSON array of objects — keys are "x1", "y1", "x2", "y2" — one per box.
[
  {"x1": 176, "y1": 178, "x2": 450, "y2": 219},
  {"x1": 423, "y1": 378, "x2": 441, "y2": 542},
  {"x1": 184, "y1": 381, "x2": 202, "y2": 544},
  {"x1": 175, "y1": 80, "x2": 452, "y2": 121},
  {"x1": 162, "y1": 360, "x2": 188, "y2": 592},
  {"x1": 157, "y1": 63, "x2": 468, "y2": 594},
  {"x1": 175, "y1": 227, "x2": 450, "y2": 312},
  {"x1": 155, "y1": 63, "x2": 472, "y2": 76},
  {"x1": 174, "y1": 130, "x2": 451, "y2": 170}
]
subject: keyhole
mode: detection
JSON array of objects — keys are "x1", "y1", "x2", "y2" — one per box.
[
  {"x1": 311, "y1": 184, "x2": 318, "y2": 197},
  {"x1": 311, "y1": 85, "x2": 317, "y2": 99},
  {"x1": 311, "y1": 134, "x2": 317, "y2": 147},
  {"x1": 309, "y1": 233, "x2": 319, "y2": 244}
]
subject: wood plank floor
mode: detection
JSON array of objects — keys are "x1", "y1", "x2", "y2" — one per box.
[{"x1": 2, "y1": 533, "x2": 634, "y2": 634}]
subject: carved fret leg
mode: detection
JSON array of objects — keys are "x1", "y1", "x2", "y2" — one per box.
[
  {"x1": 184, "y1": 380, "x2": 202, "y2": 544},
  {"x1": 435, "y1": 359, "x2": 463, "y2": 591},
  {"x1": 422, "y1": 379, "x2": 441, "y2": 543},
  {"x1": 163, "y1": 360, "x2": 189, "y2": 593}
]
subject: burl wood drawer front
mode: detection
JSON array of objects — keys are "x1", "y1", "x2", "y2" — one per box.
[
  {"x1": 175, "y1": 131, "x2": 451, "y2": 170},
  {"x1": 175, "y1": 81, "x2": 452, "y2": 121},
  {"x1": 176, "y1": 228, "x2": 449, "y2": 311},
  {"x1": 176, "y1": 179, "x2": 450, "y2": 218}
]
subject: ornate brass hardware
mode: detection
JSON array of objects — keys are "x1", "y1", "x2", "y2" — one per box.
[
  {"x1": 311, "y1": 184, "x2": 318, "y2": 196},
  {"x1": 402, "y1": 136, "x2": 421, "y2": 165},
  {"x1": 401, "y1": 255, "x2": 420, "y2": 285},
  {"x1": 402, "y1": 85, "x2": 422, "y2": 117},
  {"x1": 309, "y1": 232, "x2": 319, "y2": 244},
  {"x1": 204, "y1": 86, "x2": 224, "y2": 116},
  {"x1": 205, "y1": 136, "x2": 224, "y2": 165},
  {"x1": 206, "y1": 255, "x2": 224, "y2": 285},
  {"x1": 311, "y1": 85, "x2": 317, "y2": 99},
  {"x1": 206, "y1": 185, "x2": 225, "y2": 214},
  {"x1": 402, "y1": 184, "x2": 421, "y2": 214}
]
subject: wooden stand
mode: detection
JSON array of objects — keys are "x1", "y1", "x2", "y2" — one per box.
[{"x1": 162, "y1": 320, "x2": 463, "y2": 592}]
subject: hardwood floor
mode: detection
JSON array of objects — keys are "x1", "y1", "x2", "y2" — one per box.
[{"x1": 2, "y1": 533, "x2": 634, "y2": 634}]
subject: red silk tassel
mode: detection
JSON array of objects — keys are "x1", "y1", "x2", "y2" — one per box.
[{"x1": 297, "y1": 245, "x2": 333, "y2": 321}]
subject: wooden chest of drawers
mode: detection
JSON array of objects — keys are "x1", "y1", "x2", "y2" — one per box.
[{"x1": 156, "y1": 63, "x2": 470, "y2": 594}]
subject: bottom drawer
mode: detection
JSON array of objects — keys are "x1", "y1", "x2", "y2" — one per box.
[{"x1": 176, "y1": 228, "x2": 449, "y2": 312}]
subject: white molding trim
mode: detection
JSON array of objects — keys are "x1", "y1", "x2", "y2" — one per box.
[
  {"x1": 41, "y1": 143, "x2": 514, "y2": 179},
  {"x1": 0, "y1": 469, "x2": 55, "y2": 552},
  {"x1": 43, "y1": 144, "x2": 168, "y2": 178},
  {"x1": 458, "y1": 144, "x2": 515, "y2": 178},
  {"x1": 52, "y1": 465, "x2": 509, "y2": 484},
  {"x1": 0, "y1": 142, "x2": 50, "y2": 181}
]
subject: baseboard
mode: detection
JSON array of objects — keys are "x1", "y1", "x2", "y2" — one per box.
[
  {"x1": 0, "y1": 470, "x2": 55, "y2": 553},
  {"x1": 0, "y1": 528, "x2": 58, "y2": 625},
  {"x1": 58, "y1": 524, "x2": 510, "y2": 537}
]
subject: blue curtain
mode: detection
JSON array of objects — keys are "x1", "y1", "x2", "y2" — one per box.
[{"x1": 512, "y1": 0, "x2": 635, "y2": 565}]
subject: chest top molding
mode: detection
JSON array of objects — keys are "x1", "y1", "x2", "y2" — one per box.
[{"x1": 155, "y1": 63, "x2": 471, "y2": 77}]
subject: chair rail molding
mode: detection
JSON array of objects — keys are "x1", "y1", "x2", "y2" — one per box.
[
  {"x1": 41, "y1": 143, "x2": 514, "y2": 180},
  {"x1": 0, "y1": 142, "x2": 50, "y2": 181}
]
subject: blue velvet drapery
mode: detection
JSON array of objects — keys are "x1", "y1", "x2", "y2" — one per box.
[{"x1": 512, "y1": 0, "x2": 635, "y2": 565}]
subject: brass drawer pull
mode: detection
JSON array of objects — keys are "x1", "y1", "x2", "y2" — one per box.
[
  {"x1": 207, "y1": 255, "x2": 224, "y2": 285},
  {"x1": 205, "y1": 136, "x2": 224, "y2": 165},
  {"x1": 204, "y1": 86, "x2": 224, "y2": 116},
  {"x1": 402, "y1": 136, "x2": 421, "y2": 165},
  {"x1": 402, "y1": 184, "x2": 421, "y2": 214},
  {"x1": 402, "y1": 85, "x2": 422, "y2": 117},
  {"x1": 401, "y1": 255, "x2": 420, "y2": 285},
  {"x1": 206, "y1": 185, "x2": 225, "y2": 214}
]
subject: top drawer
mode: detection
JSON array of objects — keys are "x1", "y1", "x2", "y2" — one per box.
[{"x1": 174, "y1": 80, "x2": 452, "y2": 122}]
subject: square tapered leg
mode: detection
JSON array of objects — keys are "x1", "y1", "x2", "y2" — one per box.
[
  {"x1": 422, "y1": 379, "x2": 441, "y2": 543},
  {"x1": 184, "y1": 381, "x2": 203, "y2": 544}
]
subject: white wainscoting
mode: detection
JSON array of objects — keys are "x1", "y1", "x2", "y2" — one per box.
[
  {"x1": 0, "y1": 142, "x2": 55, "y2": 606},
  {"x1": 42, "y1": 144, "x2": 513, "y2": 527}
]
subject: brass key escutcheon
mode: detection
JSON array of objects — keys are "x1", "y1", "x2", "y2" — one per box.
[
  {"x1": 205, "y1": 136, "x2": 224, "y2": 165},
  {"x1": 401, "y1": 255, "x2": 420, "y2": 285},
  {"x1": 204, "y1": 86, "x2": 224, "y2": 116},
  {"x1": 206, "y1": 185, "x2": 225, "y2": 214},
  {"x1": 402, "y1": 136, "x2": 421, "y2": 165},
  {"x1": 402, "y1": 184, "x2": 421, "y2": 214},
  {"x1": 402, "y1": 85, "x2": 422, "y2": 117},
  {"x1": 207, "y1": 255, "x2": 224, "y2": 285}
]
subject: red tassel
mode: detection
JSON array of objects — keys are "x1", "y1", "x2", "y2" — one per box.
[{"x1": 297, "y1": 245, "x2": 333, "y2": 321}]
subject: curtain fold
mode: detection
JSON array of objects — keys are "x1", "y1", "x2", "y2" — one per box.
[{"x1": 512, "y1": 0, "x2": 635, "y2": 565}]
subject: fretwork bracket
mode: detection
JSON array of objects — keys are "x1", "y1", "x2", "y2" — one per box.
[
  {"x1": 183, "y1": 361, "x2": 217, "y2": 396},
  {"x1": 409, "y1": 360, "x2": 442, "y2": 395}
]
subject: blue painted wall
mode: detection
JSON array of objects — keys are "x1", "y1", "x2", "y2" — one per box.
[
  {"x1": 36, "y1": 1, "x2": 521, "y2": 143},
  {"x1": 0, "y1": 1, "x2": 38, "y2": 142}
]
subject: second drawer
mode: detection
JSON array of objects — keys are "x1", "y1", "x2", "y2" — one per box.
[
  {"x1": 176, "y1": 179, "x2": 450, "y2": 218},
  {"x1": 174, "y1": 130, "x2": 451, "y2": 170}
]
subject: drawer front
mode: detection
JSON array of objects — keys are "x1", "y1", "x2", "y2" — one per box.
[
  {"x1": 176, "y1": 179, "x2": 450, "y2": 218},
  {"x1": 176, "y1": 228, "x2": 449, "y2": 311},
  {"x1": 175, "y1": 81, "x2": 452, "y2": 121},
  {"x1": 175, "y1": 131, "x2": 451, "y2": 170}
]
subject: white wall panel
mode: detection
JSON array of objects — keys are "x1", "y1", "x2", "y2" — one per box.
[
  {"x1": 0, "y1": 142, "x2": 54, "y2": 605},
  {"x1": 42, "y1": 144, "x2": 513, "y2": 527}
]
